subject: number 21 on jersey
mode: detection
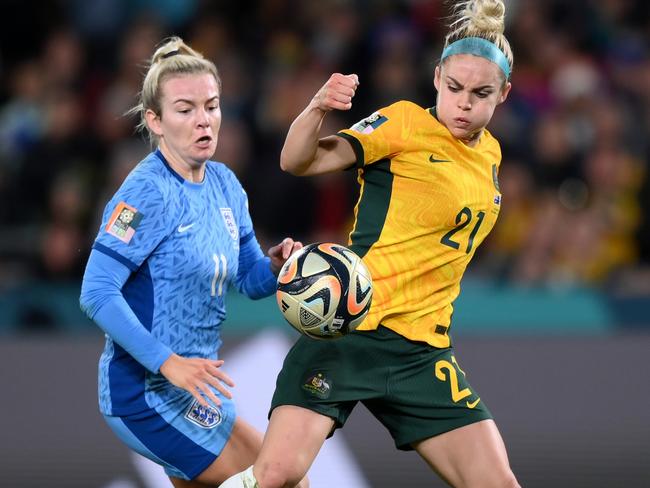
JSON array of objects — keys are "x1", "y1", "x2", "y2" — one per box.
[{"x1": 440, "y1": 206, "x2": 485, "y2": 254}]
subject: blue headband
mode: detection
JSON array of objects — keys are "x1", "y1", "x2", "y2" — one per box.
[{"x1": 441, "y1": 37, "x2": 511, "y2": 79}]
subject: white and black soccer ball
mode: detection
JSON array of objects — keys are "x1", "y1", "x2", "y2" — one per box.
[{"x1": 276, "y1": 242, "x2": 373, "y2": 340}]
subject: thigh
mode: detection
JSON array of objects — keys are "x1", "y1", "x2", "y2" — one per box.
[
  {"x1": 413, "y1": 419, "x2": 519, "y2": 488},
  {"x1": 193, "y1": 416, "x2": 263, "y2": 485},
  {"x1": 104, "y1": 395, "x2": 236, "y2": 481},
  {"x1": 255, "y1": 405, "x2": 335, "y2": 484},
  {"x1": 270, "y1": 334, "x2": 377, "y2": 429}
]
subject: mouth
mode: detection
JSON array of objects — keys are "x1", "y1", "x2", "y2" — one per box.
[
  {"x1": 454, "y1": 117, "x2": 471, "y2": 127},
  {"x1": 195, "y1": 135, "x2": 213, "y2": 147}
]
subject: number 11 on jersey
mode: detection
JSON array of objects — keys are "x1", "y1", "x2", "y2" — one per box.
[{"x1": 211, "y1": 253, "x2": 227, "y2": 297}]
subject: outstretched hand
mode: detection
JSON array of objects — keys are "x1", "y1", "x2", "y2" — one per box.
[
  {"x1": 159, "y1": 354, "x2": 234, "y2": 408},
  {"x1": 311, "y1": 73, "x2": 359, "y2": 112},
  {"x1": 268, "y1": 237, "x2": 303, "y2": 275}
]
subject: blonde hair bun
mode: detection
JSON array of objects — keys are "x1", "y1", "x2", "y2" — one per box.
[
  {"x1": 445, "y1": 0, "x2": 513, "y2": 75},
  {"x1": 465, "y1": 0, "x2": 505, "y2": 35},
  {"x1": 151, "y1": 36, "x2": 203, "y2": 65}
]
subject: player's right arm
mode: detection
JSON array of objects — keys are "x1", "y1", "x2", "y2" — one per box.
[
  {"x1": 79, "y1": 250, "x2": 233, "y2": 408},
  {"x1": 81, "y1": 173, "x2": 233, "y2": 408},
  {"x1": 280, "y1": 73, "x2": 359, "y2": 176}
]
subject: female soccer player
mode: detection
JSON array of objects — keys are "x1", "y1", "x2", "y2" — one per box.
[
  {"x1": 222, "y1": 0, "x2": 520, "y2": 487},
  {"x1": 79, "y1": 37, "x2": 305, "y2": 487}
]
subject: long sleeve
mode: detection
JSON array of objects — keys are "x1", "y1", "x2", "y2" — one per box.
[
  {"x1": 80, "y1": 249, "x2": 173, "y2": 373},
  {"x1": 233, "y1": 231, "x2": 277, "y2": 300}
]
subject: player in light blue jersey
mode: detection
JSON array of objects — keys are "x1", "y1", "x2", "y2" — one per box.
[{"x1": 79, "y1": 37, "x2": 306, "y2": 487}]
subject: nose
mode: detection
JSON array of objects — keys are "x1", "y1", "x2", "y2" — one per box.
[
  {"x1": 458, "y1": 92, "x2": 471, "y2": 111},
  {"x1": 196, "y1": 107, "x2": 210, "y2": 127}
]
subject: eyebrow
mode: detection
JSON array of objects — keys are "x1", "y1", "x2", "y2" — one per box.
[
  {"x1": 446, "y1": 76, "x2": 494, "y2": 91},
  {"x1": 172, "y1": 95, "x2": 220, "y2": 104}
]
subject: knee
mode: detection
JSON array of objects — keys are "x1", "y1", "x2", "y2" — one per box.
[{"x1": 255, "y1": 461, "x2": 306, "y2": 488}]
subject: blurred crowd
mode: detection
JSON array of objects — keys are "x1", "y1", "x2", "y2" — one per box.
[{"x1": 1, "y1": 0, "x2": 649, "y2": 297}]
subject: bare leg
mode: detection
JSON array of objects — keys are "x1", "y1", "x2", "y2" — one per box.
[
  {"x1": 253, "y1": 405, "x2": 335, "y2": 488},
  {"x1": 167, "y1": 416, "x2": 263, "y2": 486},
  {"x1": 413, "y1": 419, "x2": 520, "y2": 488}
]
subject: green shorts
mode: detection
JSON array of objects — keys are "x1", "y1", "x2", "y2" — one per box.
[{"x1": 271, "y1": 325, "x2": 492, "y2": 450}]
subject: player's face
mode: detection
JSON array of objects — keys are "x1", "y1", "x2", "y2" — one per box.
[
  {"x1": 434, "y1": 54, "x2": 511, "y2": 146},
  {"x1": 150, "y1": 73, "x2": 221, "y2": 166}
]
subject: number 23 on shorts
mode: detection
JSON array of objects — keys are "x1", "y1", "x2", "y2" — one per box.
[{"x1": 435, "y1": 355, "x2": 481, "y2": 409}]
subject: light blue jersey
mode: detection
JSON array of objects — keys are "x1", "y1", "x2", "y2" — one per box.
[
  {"x1": 80, "y1": 149, "x2": 277, "y2": 480},
  {"x1": 88, "y1": 150, "x2": 273, "y2": 416}
]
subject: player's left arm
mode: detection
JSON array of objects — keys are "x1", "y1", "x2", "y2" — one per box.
[
  {"x1": 225, "y1": 167, "x2": 303, "y2": 298},
  {"x1": 234, "y1": 234, "x2": 302, "y2": 299}
]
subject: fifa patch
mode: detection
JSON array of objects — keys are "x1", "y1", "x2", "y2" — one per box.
[
  {"x1": 494, "y1": 195, "x2": 501, "y2": 205},
  {"x1": 105, "y1": 202, "x2": 143, "y2": 244},
  {"x1": 185, "y1": 400, "x2": 223, "y2": 429},
  {"x1": 220, "y1": 208, "x2": 238, "y2": 241},
  {"x1": 350, "y1": 111, "x2": 388, "y2": 134},
  {"x1": 302, "y1": 372, "x2": 332, "y2": 399}
]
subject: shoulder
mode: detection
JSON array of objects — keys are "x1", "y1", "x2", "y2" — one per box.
[
  {"x1": 206, "y1": 160, "x2": 241, "y2": 186},
  {"x1": 375, "y1": 100, "x2": 431, "y2": 132},
  {"x1": 119, "y1": 152, "x2": 172, "y2": 203},
  {"x1": 372, "y1": 100, "x2": 425, "y2": 120},
  {"x1": 387, "y1": 100, "x2": 428, "y2": 117},
  {"x1": 206, "y1": 160, "x2": 247, "y2": 199},
  {"x1": 346, "y1": 100, "x2": 424, "y2": 136}
]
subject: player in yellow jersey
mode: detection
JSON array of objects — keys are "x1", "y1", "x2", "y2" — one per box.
[{"x1": 221, "y1": 1, "x2": 520, "y2": 487}]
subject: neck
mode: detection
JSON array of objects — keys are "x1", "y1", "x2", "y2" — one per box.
[
  {"x1": 461, "y1": 128, "x2": 483, "y2": 148},
  {"x1": 159, "y1": 142, "x2": 205, "y2": 183}
]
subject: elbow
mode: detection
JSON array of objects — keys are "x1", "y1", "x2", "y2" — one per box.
[
  {"x1": 279, "y1": 150, "x2": 307, "y2": 176},
  {"x1": 279, "y1": 157, "x2": 290, "y2": 173},
  {"x1": 79, "y1": 288, "x2": 93, "y2": 319},
  {"x1": 279, "y1": 151, "x2": 295, "y2": 174},
  {"x1": 246, "y1": 291, "x2": 266, "y2": 301},
  {"x1": 79, "y1": 279, "x2": 107, "y2": 320}
]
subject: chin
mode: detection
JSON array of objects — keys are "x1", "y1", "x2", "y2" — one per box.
[{"x1": 194, "y1": 146, "x2": 216, "y2": 162}]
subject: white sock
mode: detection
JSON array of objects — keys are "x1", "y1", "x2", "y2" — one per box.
[{"x1": 219, "y1": 465, "x2": 259, "y2": 488}]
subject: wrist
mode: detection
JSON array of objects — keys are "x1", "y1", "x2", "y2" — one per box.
[
  {"x1": 159, "y1": 352, "x2": 178, "y2": 375},
  {"x1": 307, "y1": 97, "x2": 329, "y2": 116}
]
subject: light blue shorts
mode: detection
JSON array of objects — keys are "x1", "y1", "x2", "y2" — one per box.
[{"x1": 104, "y1": 394, "x2": 236, "y2": 480}]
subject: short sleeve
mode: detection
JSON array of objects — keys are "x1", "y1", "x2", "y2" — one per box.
[
  {"x1": 337, "y1": 101, "x2": 413, "y2": 168},
  {"x1": 93, "y1": 176, "x2": 173, "y2": 270}
]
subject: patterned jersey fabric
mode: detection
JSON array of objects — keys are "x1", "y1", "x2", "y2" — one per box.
[
  {"x1": 338, "y1": 101, "x2": 503, "y2": 348},
  {"x1": 93, "y1": 150, "x2": 256, "y2": 415}
]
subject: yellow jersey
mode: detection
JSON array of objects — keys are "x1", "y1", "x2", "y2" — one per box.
[{"x1": 338, "y1": 100, "x2": 503, "y2": 348}]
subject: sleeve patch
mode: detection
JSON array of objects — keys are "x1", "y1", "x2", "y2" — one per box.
[
  {"x1": 350, "y1": 111, "x2": 388, "y2": 134},
  {"x1": 105, "y1": 201, "x2": 144, "y2": 244}
]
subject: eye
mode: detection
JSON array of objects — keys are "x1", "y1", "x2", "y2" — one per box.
[
  {"x1": 448, "y1": 85, "x2": 460, "y2": 92},
  {"x1": 476, "y1": 92, "x2": 489, "y2": 99},
  {"x1": 208, "y1": 104, "x2": 219, "y2": 111},
  {"x1": 178, "y1": 108, "x2": 191, "y2": 114}
]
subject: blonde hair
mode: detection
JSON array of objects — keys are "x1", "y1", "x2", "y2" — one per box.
[
  {"x1": 443, "y1": 0, "x2": 513, "y2": 78},
  {"x1": 128, "y1": 36, "x2": 221, "y2": 144}
]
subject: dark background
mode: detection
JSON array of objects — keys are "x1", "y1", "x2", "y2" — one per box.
[{"x1": 1, "y1": 0, "x2": 650, "y2": 486}]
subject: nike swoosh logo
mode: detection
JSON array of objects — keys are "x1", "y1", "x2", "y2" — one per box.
[
  {"x1": 177, "y1": 223, "x2": 195, "y2": 233},
  {"x1": 466, "y1": 397, "x2": 481, "y2": 409},
  {"x1": 429, "y1": 155, "x2": 451, "y2": 163}
]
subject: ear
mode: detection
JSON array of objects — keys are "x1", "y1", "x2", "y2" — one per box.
[
  {"x1": 145, "y1": 108, "x2": 163, "y2": 137},
  {"x1": 434, "y1": 65, "x2": 441, "y2": 92},
  {"x1": 498, "y1": 81, "x2": 512, "y2": 105}
]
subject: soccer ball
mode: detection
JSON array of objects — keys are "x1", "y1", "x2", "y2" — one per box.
[{"x1": 276, "y1": 242, "x2": 373, "y2": 340}]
